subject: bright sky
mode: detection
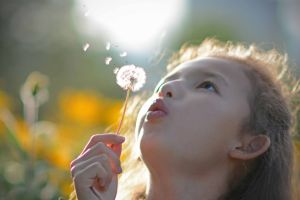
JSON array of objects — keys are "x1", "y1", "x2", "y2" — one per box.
[{"x1": 75, "y1": 0, "x2": 185, "y2": 50}]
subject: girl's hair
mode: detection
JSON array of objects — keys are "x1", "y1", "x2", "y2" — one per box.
[
  {"x1": 164, "y1": 39, "x2": 300, "y2": 200},
  {"x1": 70, "y1": 38, "x2": 300, "y2": 200}
]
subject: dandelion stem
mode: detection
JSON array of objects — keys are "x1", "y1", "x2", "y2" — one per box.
[{"x1": 116, "y1": 88, "x2": 131, "y2": 135}]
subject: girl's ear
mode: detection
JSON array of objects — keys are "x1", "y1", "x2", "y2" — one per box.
[{"x1": 229, "y1": 134, "x2": 271, "y2": 160}]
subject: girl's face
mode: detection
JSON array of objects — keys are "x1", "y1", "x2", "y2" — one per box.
[{"x1": 135, "y1": 57, "x2": 252, "y2": 174}]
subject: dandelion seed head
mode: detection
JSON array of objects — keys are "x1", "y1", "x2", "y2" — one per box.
[
  {"x1": 120, "y1": 51, "x2": 127, "y2": 57},
  {"x1": 116, "y1": 65, "x2": 146, "y2": 92},
  {"x1": 105, "y1": 57, "x2": 112, "y2": 65},
  {"x1": 83, "y1": 43, "x2": 90, "y2": 52}
]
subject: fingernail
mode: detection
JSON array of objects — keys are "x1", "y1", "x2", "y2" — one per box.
[
  {"x1": 118, "y1": 136, "x2": 126, "y2": 142},
  {"x1": 120, "y1": 136, "x2": 126, "y2": 140}
]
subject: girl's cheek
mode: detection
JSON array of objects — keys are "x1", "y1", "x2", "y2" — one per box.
[{"x1": 135, "y1": 98, "x2": 154, "y2": 136}]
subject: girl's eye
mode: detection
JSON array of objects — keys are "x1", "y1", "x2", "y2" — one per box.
[{"x1": 196, "y1": 81, "x2": 218, "y2": 93}]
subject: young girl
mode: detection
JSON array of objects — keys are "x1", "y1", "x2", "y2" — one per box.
[{"x1": 70, "y1": 39, "x2": 300, "y2": 200}]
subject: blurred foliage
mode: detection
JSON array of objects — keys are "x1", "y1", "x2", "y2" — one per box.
[{"x1": 0, "y1": 72, "x2": 123, "y2": 200}]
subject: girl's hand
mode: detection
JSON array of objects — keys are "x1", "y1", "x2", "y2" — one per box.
[{"x1": 70, "y1": 134, "x2": 125, "y2": 200}]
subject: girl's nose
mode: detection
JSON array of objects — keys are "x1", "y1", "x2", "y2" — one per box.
[
  {"x1": 157, "y1": 81, "x2": 178, "y2": 98},
  {"x1": 158, "y1": 90, "x2": 172, "y2": 98}
]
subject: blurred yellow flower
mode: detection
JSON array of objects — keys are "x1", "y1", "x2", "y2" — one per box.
[
  {"x1": 0, "y1": 118, "x2": 4, "y2": 136},
  {"x1": 41, "y1": 123, "x2": 85, "y2": 170},
  {"x1": 103, "y1": 100, "x2": 123, "y2": 129},
  {"x1": 60, "y1": 180, "x2": 74, "y2": 198},
  {"x1": 46, "y1": 168, "x2": 73, "y2": 199},
  {"x1": 59, "y1": 90, "x2": 105, "y2": 126},
  {"x1": 13, "y1": 119, "x2": 56, "y2": 159},
  {"x1": 58, "y1": 89, "x2": 125, "y2": 129},
  {"x1": 0, "y1": 90, "x2": 11, "y2": 109},
  {"x1": 15, "y1": 119, "x2": 31, "y2": 151},
  {"x1": 46, "y1": 145, "x2": 72, "y2": 171},
  {"x1": 0, "y1": 90, "x2": 12, "y2": 134}
]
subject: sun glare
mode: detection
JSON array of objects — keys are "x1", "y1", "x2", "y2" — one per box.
[{"x1": 76, "y1": 0, "x2": 184, "y2": 50}]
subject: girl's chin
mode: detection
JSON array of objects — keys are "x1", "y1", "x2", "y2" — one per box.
[{"x1": 136, "y1": 112, "x2": 170, "y2": 136}]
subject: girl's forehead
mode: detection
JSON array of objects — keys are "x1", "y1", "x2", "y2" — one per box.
[
  {"x1": 165, "y1": 57, "x2": 252, "y2": 94},
  {"x1": 168, "y1": 57, "x2": 232, "y2": 76}
]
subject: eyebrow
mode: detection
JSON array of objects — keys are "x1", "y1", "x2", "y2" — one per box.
[{"x1": 164, "y1": 70, "x2": 229, "y2": 86}]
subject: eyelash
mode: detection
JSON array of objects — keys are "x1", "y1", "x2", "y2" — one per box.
[
  {"x1": 154, "y1": 80, "x2": 218, "y2": 94},
  {"x1": 196, "y1": 81, "x2": 218, "y2": 93}
]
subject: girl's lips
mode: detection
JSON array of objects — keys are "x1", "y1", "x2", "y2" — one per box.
[
  {"x1": 145, "y1": 98, "x2": 168, "y2": 121},
  {"x1": 146, "y1": 110, "x2": 167, "y2": 121}
]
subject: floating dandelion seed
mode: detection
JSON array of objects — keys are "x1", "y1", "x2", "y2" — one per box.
[
  {"x1": 83, "y1": 43, "x2": 90, "y2": 52},
  {"x1": 106, "y1": 42, "x2": 111, "y2": 50},
  {"x1": 113, "y1": 67, "x2": 119, "y2": 74},
  {"x1": 115, "y1": 65, "x2": 146, "y2": 135},
  {"x1": 120, "y1": 51, "x2": 127, "y2": 57},
  {"x1": 105, "y1": 57, "x2": 112, "y2": 65}
]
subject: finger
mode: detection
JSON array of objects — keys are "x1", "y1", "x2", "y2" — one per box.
[
  {"x1": 93, "y1": 174, "x2": 118, "y2": 194},
  {"x1": 96, "y1": 156, "x2": 113, "y2": 188},
  {"x1": 81, "y1": 134, "x2": 125, "y2": 155},
  {"x1": 74, "y1": 162, "x2": 107, "y2": 189},
  {"x1": 71, "y1": 154, "x2": 113, "y2": 187},
  {"x1": 72, "y1": 142, "x2": 122, "y2": 174},
  {"x1": 70, "y1": 133, "x2": 125, "y2": 169}
]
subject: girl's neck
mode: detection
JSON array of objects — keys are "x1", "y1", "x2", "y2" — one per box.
[{"x1": 145, "y1": 164, "x2": 230, "y2": 200}]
